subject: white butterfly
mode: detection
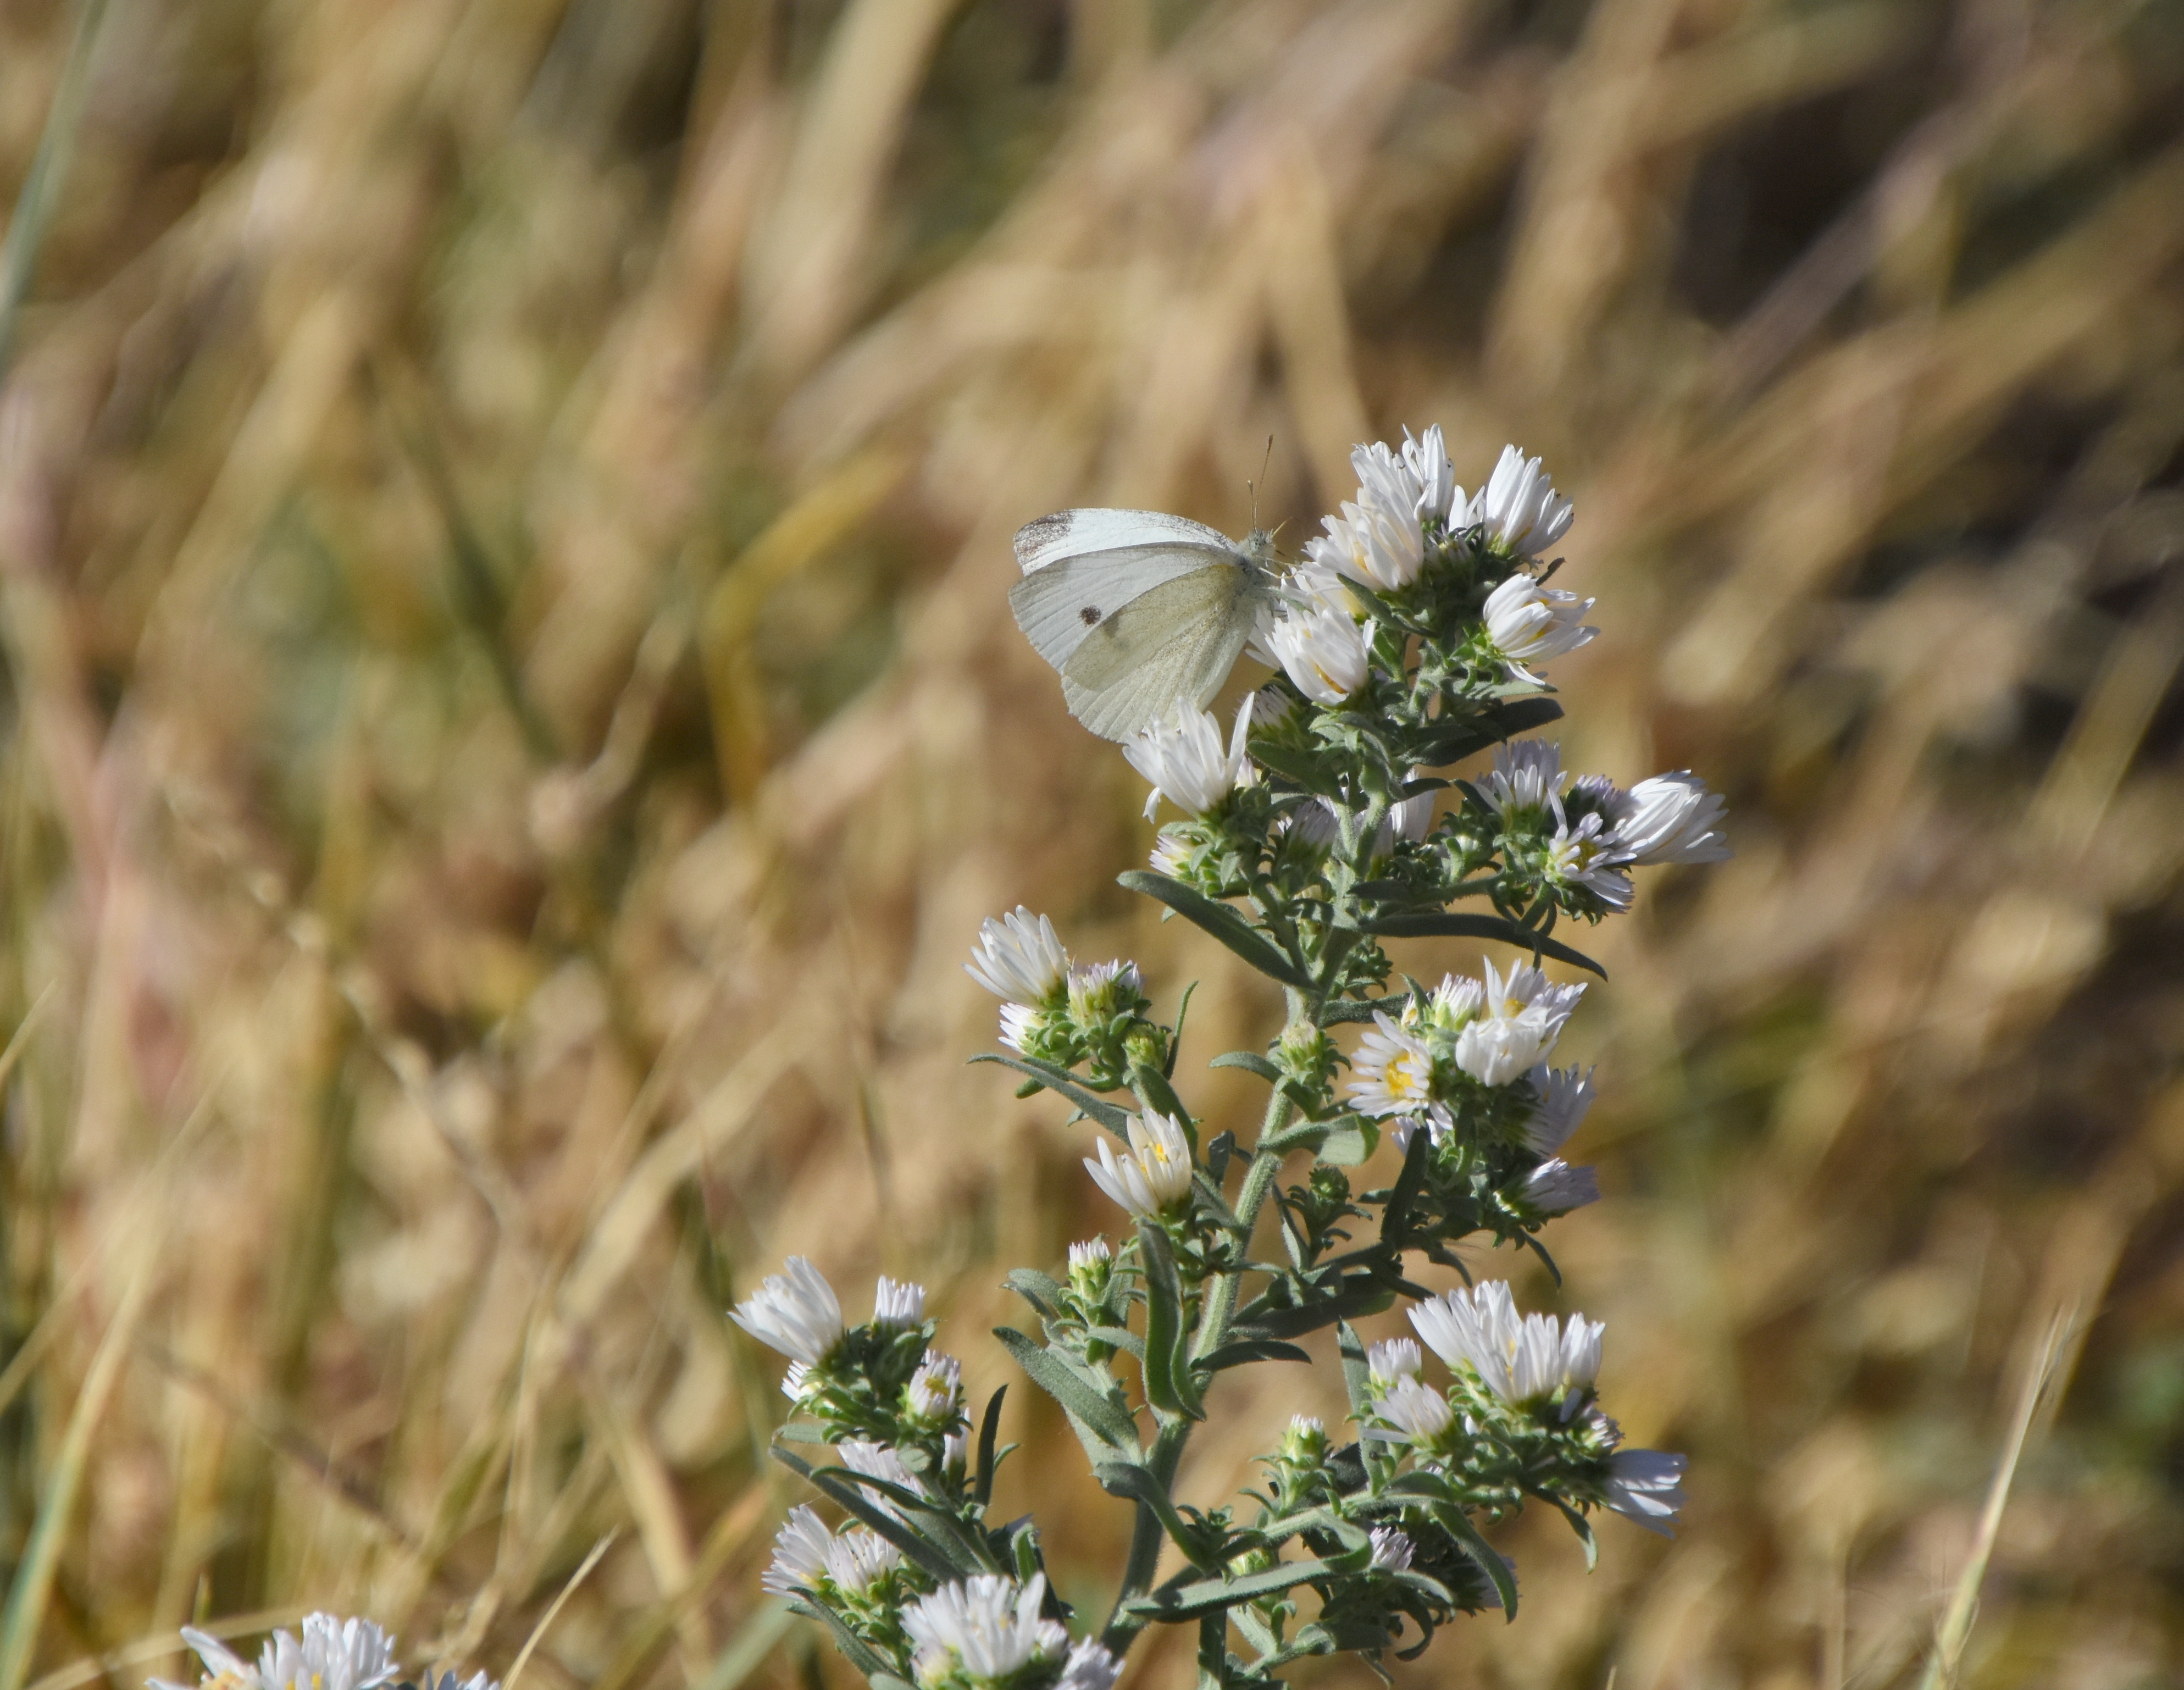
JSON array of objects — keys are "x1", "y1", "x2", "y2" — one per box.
[{"x1": 1009, "y1": 509, "x2": 1281, "y2": 741}]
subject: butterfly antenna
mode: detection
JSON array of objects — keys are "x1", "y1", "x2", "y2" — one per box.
[{"x1": 1249, "y1": 435, "x2": 1276, "y2": 529}]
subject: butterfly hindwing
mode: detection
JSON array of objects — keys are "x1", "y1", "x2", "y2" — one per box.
[{"x1": 1060, "y1": 567, "x2": 1260, "y2": 740}]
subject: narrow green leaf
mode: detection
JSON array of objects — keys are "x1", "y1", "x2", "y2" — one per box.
[
  {"x1": 1135, "y1": 1223, "x2": 1205, "y2": 1421},
  {"x1": 1004, "y1": 1270, "x2": 1064, "y2": 1318},
  {"x1": 1318, "y1": 1122, "x2": 1378, "y2": 1166},
  {"x1": 1129, "y1": 1061, "x2": 1193, "y2": 1140},
  {"x1": 1428, "y1": 1500, "x2": 1518, "y2": 1619},
  {"x1": 1126, "y1": 1558, "x2": 1335, "y2": 1621},
  {"x1": 1360, "y1": 912, "x2": 1605, "y2": 978},
  {"x1": 1229, "y1": 1282, "x2": 1394, "y2": 1340},
  {"x1": 975, "y1": 1386, "x2": 1008, "y2": 1505},
  {"x1": 969, "y1": 1053, "x2": 1132, "y2": 1133},
  {"x1": 786, "y1": 1597, "x2": 892, "y2": 1680},
  {"x1": 1083, "y1": 1324, "x2": 1146, "y2": 1359},
  {"x1": 1210, "y1": 1050, "x2": 1282, "y2": 1082},
  {"x1": 770, "y1": 1448, "x2": 964, "y2": 1582},
  {"x1": 1165, "y1": 980, "x2": 1196, "y2": 1079},
  {"x1": 1337, "y1": 1320, "x2": 1372, "y2": 1419},
  {"x1": 1382, "y1": 1127, "x2": 1434, "y2": 1239},
  {"x1": 1117, "y1": 871, "x2": 1315, "y2": 990},
  {"x1": 991, "y1": 1327, "x2": 1140, "y2": 1453},
  {"x1": 1094, "y1": 1461, "x2": 1210, "y2": 1569},
  {"x1": 1550, "y1": 1498, "x2": 1599, "y2": 1570}
]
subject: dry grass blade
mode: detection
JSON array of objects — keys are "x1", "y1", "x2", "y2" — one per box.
[{"x1": 501, "y1": 1534, "x2": 614, "y2": 1690}]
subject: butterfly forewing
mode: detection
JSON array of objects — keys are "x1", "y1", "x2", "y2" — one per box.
[{"x1": 1013, "y1": 508, "x2": 1237, "y2": 576}]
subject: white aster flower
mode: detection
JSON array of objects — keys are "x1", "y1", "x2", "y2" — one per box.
[
  {"x1": 1370, "y1": 1375, "x2": 1455, "y2": 1447},
  {"x1": 1468, "y1": 445, "x2": 1575, "y2": 557},
  {"x1": 1268, "y1": 596, "x2": 1374, "y2": 704},
  {"x1": 1410, "y1": 1281, "x2": 1603, "y2": 1406},
  {"x1": 1067, "y1": 1238, "x2": 1111, "y2": 1272},
  {"x1": 1149, "y1": 830, "x2": 1190, "y2": 877},
  {"x1": 731, "y1": 1256, "x2": 844, "y2": 1367},
  {"x1": 1347, "y1": 1013, "x2": 1444, "y2": 1138},
  {"x1": 944, "y1": 1429, "x2": 969, "y2": 1475},
  {"x1": 1604, "y1": 1447, "x2": 1688, "y2": 1536},
  {"x1": 1402, "y1": 425, "x2": 1461, "y2": 527},
  {"x1": 418, "y1": 1672, "x2": 496, "y2": 1690},
  {"x1": 1605, "y1": 772, "x2": 1731, "y2": 865},
  {"x1": 1416, "y1": 973, "x2": 1486, "y2": 1032},
  {"x1": 1053, "y1": 1639, "x2": 1123, "y2": 1690},
  {"x1": 1368, "y1": 1525, "x2": 1416, "y2": 1573},
  {"x1": 1367, "y1": 1337, "x2": 1423, "y2": 1384},
  {"x1": 1482, "y1": 574, "x2": 1597, "y2": 684},
  {"x1": 906, "y1": 1351, "x2": 964, "y2": 1421},
  {"x1": 874, "y1": 1276, "x2": 927, "y2": 1328},
  {"x1": 781, "y1": 1360, "x2": 813, "y2": 1404},
  {"x1": 1388, "y1": 775, "x2": 1436, "y2": 845},
  {"x1": 966, "y1": 908, "x2": 1071, "y2": 1004},
  {"x1": 762, "y1": 1504, "x2": 836, "y2": 1597},
  {"x1": 839, "y1": 1438, "x2": 928, "y2": 1503},
  {"x1": 157, "y1": 1616, "x2": 402, "y2": 1690},
  {"x1": 903, "y1": 1572, "x2": 1069, "y2": 1687},
  {"x1": 1522, "y1": 1159, "x2": 1600, "y2": 1215},
  {"x1": 1453, "y1": 958, "x2": 1583, "y2": 1086},
  {"x1": 1476, "y1": 739, "x2": 1566, "y2": 825},
  {"x1": 1522, "y1": 1064, "x2": 1595, "y2": 1156},
  {"x1": 998, "y1": 1002, "x2": 1038, "y2": 1054},
  {"x1": 825, "y1": 1527, "x2": 905, "y2": 1596},
  {"x1": 1066, "y1": 958, "x2": 1143, "y2": 1023},
  {"x1": 1544, "y1": 808, "x2": 1633, "y2": 909},
  {"x1": 1124, "y1": 698, "x2": 1257, "y2": 821},
  {"x1": 1084, "y1": 1111, "x2": 1195, "y2": 1219}
]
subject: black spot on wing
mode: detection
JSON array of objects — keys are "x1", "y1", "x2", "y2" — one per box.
[{"x1": 1080, "y1": 606, "x2": 1102, "y2": 625}]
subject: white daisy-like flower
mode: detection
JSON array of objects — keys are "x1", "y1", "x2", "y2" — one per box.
[
  {"x1": 998, "y1": 1002, "x2": 1038, "y2": 1054},
  {"x1": 731, "y1": 1257, "x2": 844, "y2": 1367},
  {"x1": 418, "y1": 1672, "x2": 496, "y2": 1690},
  {"x1": 1366, "y1": 1337, "x2": 1423, "y2": 1386},
  {"x1": 1370, "y1": 1375, "x2": 1455, "y2": 1447},
  {"x1": 1368, "y1": 1525, "x2": 1416, "y2": 1573},
  {"x1": 966, "y1": 908, "x2": 1071, "y2": 1004},
  {"x1": 1605, "y1": 772, "x2": 1731, "y2": 866},
  {"x1": 1084, "y1": 1111, "x2": 1195, "y2": 1219},
  {"x1": 874, "y1": 1276, "x2": 927, "y2": 1328},
  {"x1": 1452, "y1": 958, "x2": 1584, "y2": 1087},
  {"x1": 1149, "y1": 830, "x2": 1190, "y2": 877},
  {"x1": 1268, "y1": 596, "x2": 1374, "y2": 704},
  {"x1": 1066, "y1": 958, "x2": 1143, "y2": 1023},
  {"x1": 1067, "y1": 1238, "x2": 1111, "y2": 1272},
  {"x1": 156, "y1": 1616, "x2": 402, "y2": 1690},
  {"x1": 1124, "y1": 699, "x2": 1257, "y2": 821},
  {"x1": 1416, "y1": 973, "x2": 1487, "y2": 1032},
  {"x1": 906, "y1": 1351, "x2": 964, "y2": 1421},
  {"x1": 839, "y1": 1439, "x2": 928, "y2": 1505},
  {"x1": 1476, "y1": 739, "x2": 1566, "y2": 825},
  {"x1": 1482, "y1": 574, "x2": 1597, "y2": 684},
  {"x1": 1603, "y1": 1447, "x2": 1688, "y2": 1536},
  {"x1": 1544, "y1": 809, "x2": 1634, "y2": 910},
  {"x1": 1522, "y1": 1159, "x2": 1600, "y2": 1215},
  {"x1": 762, "y1": 1504, "x2": 837, "y2": 1597},
  {"x1": 1468, "y1": 445, "x2": 1575, "y2": 557},
  {"x1": 1388, "y1": 777, "x2": 1436, "y2": 846},
  {"x1": 903, "y1": 1572, "x2": 1070, "y2": 1687},
  {"x1": 1052, "y1": 1639, "x2": 1124, "y2": 1690},
  {"x1": 781, "y1": 1360, "x2": 813, "y2": 1404},
  {"x1": 1522, "y1": 1064, "x2": 1595, "y2": 1156},
  {"x1": 1402, "y1": 425, "x2": 1461, "y2": 527},
  {"x1": 1306, "y1": 438, "x2": 1431, "y2": 594},
  {"x1": 825, "y1": 1527, "x2": 905, "y2": 1595},
  {"x1": 1347, "y1": 1013, "x2": 1444, "y2": 1138},
  {"x1": 1410, "y1": 1281, "x2": 1603, "y2": 1406}
]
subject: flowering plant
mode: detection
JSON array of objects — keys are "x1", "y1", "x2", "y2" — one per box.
[{"x1": 736, "y1": 435, "x2": 1727, "y2": 1689}]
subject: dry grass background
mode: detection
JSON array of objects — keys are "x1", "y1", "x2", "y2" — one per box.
[{"x1": 0, "y1": 0, "x2": 2180, "y2": 1686}]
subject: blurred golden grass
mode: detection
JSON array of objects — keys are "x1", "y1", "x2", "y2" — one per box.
[{"x1": 0, "y1": 0, "x2": 2180, "y2": 1686}]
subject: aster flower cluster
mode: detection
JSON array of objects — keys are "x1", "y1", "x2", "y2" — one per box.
[
  {"x1": 745, "y1": 433, "x2": 1725, "y2": 1689},
  {"x1": 150, "y1": 1616, "x2": 494, "y2": 1690}
]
